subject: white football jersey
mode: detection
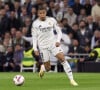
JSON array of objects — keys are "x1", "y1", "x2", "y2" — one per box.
[{"x1": 31, "y1": 17, "x2": 62, "y2": 51}]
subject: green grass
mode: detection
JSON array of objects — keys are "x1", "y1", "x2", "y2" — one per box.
[{"x1": 0, "y1": 72, "x2": 100, "y2": 90}]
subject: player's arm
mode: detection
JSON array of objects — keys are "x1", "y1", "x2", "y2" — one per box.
[
  {"x1": 22, "y1": 36, "x2": 32, "y2": 44},
  {"x1": 53, "y1": 18, "x2": 62, "y2": 46},
  {"x1": 31, "y1": 25, "x2": 40, "y2": 56},
  {"x1": 62, "y1": 34, "x2": 71, "y2": 45},
  {"x1": 31, "y1": 23, "x2": 38, "y2": 52}
]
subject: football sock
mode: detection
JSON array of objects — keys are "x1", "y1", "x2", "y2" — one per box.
[
  {"x1": 61, "y1": 60, "x2": 73, "y2": 80},
  {"x1": 40, "y1": 64, "x2": 46, "y2": 72}
]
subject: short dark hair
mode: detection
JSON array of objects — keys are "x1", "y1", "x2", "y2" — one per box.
[{"x1": 37, "y1": 6, "x2": 47, "y2": 11}]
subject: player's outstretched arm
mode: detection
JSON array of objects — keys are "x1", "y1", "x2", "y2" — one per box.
[
  {"x1": 31, "y1": 24, "x2": 38, "y2": 51},
  {"x1": 53, "y1": 18, "x2": 62, "y2": 43}
]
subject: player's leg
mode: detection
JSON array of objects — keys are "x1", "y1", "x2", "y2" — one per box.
[
  {"x1": 39, "y1": 49, "x2": 51, "y2": 78},
  {"x1": 52, "y1": 47, "x2": 78, "y2": 86},
  {"x1": 56, "y1": 52, "x2": 78, "y2": 86},
  {"x1": 32, "y1": 50, "x2": 43, "y2": 71},
  {"x1": 39, "y1": 61, "x2": 51, "y2": 78}
]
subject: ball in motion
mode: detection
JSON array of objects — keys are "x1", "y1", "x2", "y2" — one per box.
[{"x1": 13, "y1": 75, "x2": 25, "y2": 86}]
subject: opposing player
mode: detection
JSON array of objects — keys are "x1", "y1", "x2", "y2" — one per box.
[{"x1": 31, "y1": 7, "x2": 78, "y2": 86}]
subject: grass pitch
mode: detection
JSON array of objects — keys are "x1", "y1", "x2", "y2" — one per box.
[{"x1": 0, "y1": 72, "x2": 100, "y2": 90}]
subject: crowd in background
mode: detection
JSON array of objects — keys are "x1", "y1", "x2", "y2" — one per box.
[{"x1": 0, "y1": 0, "x2": 100, "y2": 72}]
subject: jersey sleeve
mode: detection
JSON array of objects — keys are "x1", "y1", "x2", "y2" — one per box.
[
  {"x1": 52, "y1": 18, "x2": 62, "y2": 42},
  {"x1": 62, "y1": 34, "x2": 71, "y2": 45},
  {"x1": 22, "y1": 36, "x2": 33, "y2": 45},
  {"x1": 31, "y1": 22, "x2": 38, "y2": 51}
]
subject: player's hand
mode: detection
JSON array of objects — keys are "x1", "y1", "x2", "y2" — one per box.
[
  {"x1": 34, "y1": 51, "x2": 39, "y2": 56},
  {"x1": 55, "y1": 42, "x2": 60, "y2": 47}
]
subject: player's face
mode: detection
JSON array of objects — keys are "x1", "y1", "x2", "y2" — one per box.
[{"x1": 38, "y1": 10, "x2": 47, "y2": 21}]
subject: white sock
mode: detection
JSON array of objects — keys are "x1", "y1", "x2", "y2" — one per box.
[
  {"x1": 40, "y1": 64, "x2": 46, "y2": 72},
  {"x1": 61, "y1": 60, "x2": 73, "y2": 80}
]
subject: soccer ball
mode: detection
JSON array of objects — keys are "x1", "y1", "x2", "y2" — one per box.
[{"x1": 13, "y1": 75, "x2": 25, "y2": 86}]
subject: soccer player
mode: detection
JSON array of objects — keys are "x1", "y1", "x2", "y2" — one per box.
[{"x1": 31, "y1": 7, "x2": 78, "y2": 86}]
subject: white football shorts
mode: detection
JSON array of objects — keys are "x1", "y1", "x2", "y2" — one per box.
[{"x1": 40, "y1": 44, "x2": 63, "y2": 62}]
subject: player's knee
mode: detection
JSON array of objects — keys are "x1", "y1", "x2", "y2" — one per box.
[
  {"x1": 59, "y1": 58, "x2": 65, "y2": 63},
  {"x1": 56, "y1": 53, "x2": 65, "y2": 62}
]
